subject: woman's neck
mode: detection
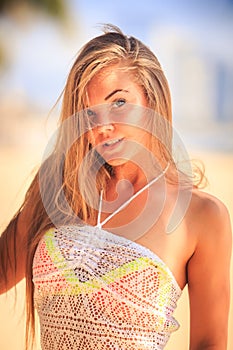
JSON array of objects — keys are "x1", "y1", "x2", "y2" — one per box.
[{"x1": 106, "y1": 160, "x2": 160, "y2": 202}]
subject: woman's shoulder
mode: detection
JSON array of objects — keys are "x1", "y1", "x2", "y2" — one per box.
[
  {"x1": 190, "y1": 188, "x2": 230, "y2": 222},
  {"x1": 187, "y1": 188, "x2": 232, "y2": 246}
]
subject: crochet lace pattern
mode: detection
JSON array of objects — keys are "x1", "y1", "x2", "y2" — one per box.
[{"x1": 33, "y1": 225, "x2": 182, "y2": 350}]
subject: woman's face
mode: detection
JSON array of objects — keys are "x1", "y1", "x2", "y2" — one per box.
[{"x1": 86, "y1": 64, "x2": 151, "y2": 167}]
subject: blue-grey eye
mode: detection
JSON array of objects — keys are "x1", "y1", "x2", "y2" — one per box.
[
  {"x1": 86, "y1": 108, "x2": 97, "y2": 125},
  {"x1": 87, "y1": 108, "x2": 94, "y2": 116},
  {"x1": 113, "y1": 98, "x2": 126, "y2": 108}
]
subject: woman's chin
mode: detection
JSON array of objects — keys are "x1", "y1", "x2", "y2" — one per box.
[{"x1": 105, "y1": 157, "x2": 129, "y2": 167}]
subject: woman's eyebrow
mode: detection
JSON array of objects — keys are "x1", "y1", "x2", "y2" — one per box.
[{"x1": 104, "y1": 89, "x2": 129, "y2": 100}]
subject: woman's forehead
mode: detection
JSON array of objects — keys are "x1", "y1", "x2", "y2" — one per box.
[
  {"x1": 86, "y1": 66, "x2": 139, "y2": 103},
  {"x1": 88, "y1": 64, "x2": 132, "y2": 84}
]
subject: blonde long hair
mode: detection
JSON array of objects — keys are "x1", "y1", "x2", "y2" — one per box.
[{"x1": 1, "y1": 24, "x2": 204, "y2": 348}]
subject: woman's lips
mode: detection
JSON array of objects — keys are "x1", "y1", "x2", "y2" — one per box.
[
  {"x1": 95, "y1": 138, "x2": 127, "y2": 162},
  {"x1": 103, "y1": 138, "x2": 124, "y2": 148}
]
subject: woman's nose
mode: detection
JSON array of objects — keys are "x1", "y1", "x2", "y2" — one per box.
[
  {"x1": 97, "y1": 122, "x2": 115, "y2": 135},
  {"x1": 95, "y1": 108, "x2": 115, "y2": 133}
]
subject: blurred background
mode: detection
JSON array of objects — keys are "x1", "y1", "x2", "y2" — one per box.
[{"x1": 0, "y1": 0, "x2": 232, "y2": 349}]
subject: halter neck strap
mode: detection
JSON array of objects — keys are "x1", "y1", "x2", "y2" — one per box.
[
  {"x1": 97, "y1": 189, "x2": 103, "y2": 228},
  {"x1": 96, "y1": 162, "x2": 170, "y2": 229}
]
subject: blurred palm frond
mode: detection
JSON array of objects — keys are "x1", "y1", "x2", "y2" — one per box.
[{"x1": 0, "y1": 0, "x2": 66, "y2": 20}]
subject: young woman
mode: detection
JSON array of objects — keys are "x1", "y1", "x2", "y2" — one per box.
[{"x1": 0, "y1": 24, "x2": 231, "y2": 350}]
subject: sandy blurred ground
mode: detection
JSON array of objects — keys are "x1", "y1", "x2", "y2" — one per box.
[{"x1": 0, "y1": 120, "x2": 232, "y2": 349}]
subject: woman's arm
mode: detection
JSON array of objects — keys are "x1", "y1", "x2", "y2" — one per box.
[
  {"x1": 187, "y1": 195, "x2": 232, "y2": 350},
  {"x1": 0, "y1": 202, "x2": 32, "y2": 294}
]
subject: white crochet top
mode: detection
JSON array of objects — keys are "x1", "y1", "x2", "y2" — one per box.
[
  {"x1": 33, "y1": 226, "x2": 182, "y2": 350},
  {"x1": 33, "y1": 168, "x2": 182, "y2": 350}
]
